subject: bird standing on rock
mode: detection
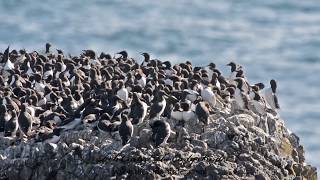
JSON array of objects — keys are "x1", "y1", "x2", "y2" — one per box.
[
  {"x1": 204, "y1": 62, "x2": 216, "y2": 82},
  {"x1": 4, "y1": 111, "x2": 18, "y2": 138},
  {"x1": 135, "y1": 72, "x2": 146, "y2": 88},
  {"x1": 129, "y1": 93, "x2": 148, "y2": 125},
  {"x1": 97, "y1": 113, "x2": 121, "y2": 134},
  {"x1": 150, "y1": 119, "x2": 171, "y2": 147},
  {"x1": 195, "y1": 101, "x2": 211, "y2": 125},
  {"x1": 170, "y1": 103, "x2": 183, "y2": 121},
  {"x1": 104, "y1": 95, "x2": 125, "y2": 118},
  {"x1": 250, "y1": 90, "x2": 267, "y2": 118},
  {"x1": 3, "y1": 46, "x2": 14, "y2": 71},
  {"x1": 116, "y1": 80, "x2": 129, "y2": 103},
  {"x1": 162, "y1": 94, "x2": 179, "y2": 119},
  {"x1": 0, "y1": 104, "x2": 9, "y2": 133},
  {"x1": 227, "y1": 62, "x2": 240, "y2": 83},
  {"x1": 263, "y1": 79, "x2": 280, "y2": 113},
  {"x1": 234, "y1": 78, "x2": 249, "y2": 110},
  {"x1": 201, "y1": 84, "x2": 216, "y2": 108},
  {"x1": 149, "y1": 90, "x2": 167, "y2": 120},
  {"x1": 18, "y1": 104, "x2": 34, "y2": 138},
  {"x1": 181, "y1": 102, "x2": 196, "y2": 122},
  {"x1": 45, "y1": 43, "x2": 51, "y2": 54},
  {"x1": 119, "y1": 113, "x2": 133, "y2": 146}
]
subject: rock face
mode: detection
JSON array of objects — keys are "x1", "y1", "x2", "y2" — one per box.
[{"x1": 0, "y1": 112, "x2": 317, "y2": 180}]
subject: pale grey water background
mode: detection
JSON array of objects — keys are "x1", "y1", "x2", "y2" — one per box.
[{"x1": 0, "y1": 0, "x2": 319, "y2": 170}]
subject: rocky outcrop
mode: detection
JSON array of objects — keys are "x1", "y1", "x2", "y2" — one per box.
[{"x1": 0, "y1": 112, "x2": 317, "y2": 179}]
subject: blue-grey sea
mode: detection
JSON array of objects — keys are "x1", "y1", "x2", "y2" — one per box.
[{"x1": 0, "y1": 0, "x2": 319, "y2": 171}]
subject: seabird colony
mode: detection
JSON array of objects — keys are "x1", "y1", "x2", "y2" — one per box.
[{"x1": 0, "y1": 44, "x2": 280, "y2": 146}]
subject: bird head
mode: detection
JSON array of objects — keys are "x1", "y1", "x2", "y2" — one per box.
[
  {"x1": 116, "y1": 51, "x2": 128, "y2": 59},
  {"x1": 141, "y1": 52, "x2": 150, "y2": 61}
]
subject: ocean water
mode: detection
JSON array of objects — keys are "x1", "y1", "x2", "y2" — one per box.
[{"x1": 0, "y1": 0, "x2": 319, "y2": 170}]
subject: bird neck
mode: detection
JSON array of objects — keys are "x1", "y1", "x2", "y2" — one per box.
[
  {"x1": 271, "y1": 85, "x2": 276, "y2": 93},
  {"x1": 231, "y1": 65, "x2": 236, "y2": 72}
]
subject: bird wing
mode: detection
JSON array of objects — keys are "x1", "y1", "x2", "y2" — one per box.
[{"x1": 149, "y1": 102, "x2": 162, "y2": 118}]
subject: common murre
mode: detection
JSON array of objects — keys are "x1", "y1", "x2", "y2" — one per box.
[
  {"x1": 150, "y1": 119, "x2": 171, "y2": 147},
  {"x1": 263, "y1": 79, "x2": 280, "y2": 113},
  {"x1": 119, "y1": 112, "x2": 133, "y2": 146}
]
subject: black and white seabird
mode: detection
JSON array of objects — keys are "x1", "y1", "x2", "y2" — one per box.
[
  {"x1": 170, "y1": 103, "x2": 183, "y2": 121},
  {"x1": 43, "y1": 64, "x2": 54, "y2": 80},
  {"x1": 250, "y1": 90, "x2": 267, "y2": 117},
  {"x1": 162, "y1": 61, "x2": 175, "y2": 76},
  {"x1": 162, "y1": 94, "x2": 179, "y2": 119},
  {"x1": 226, "y1": 62, "x2": 238, "y2": 83},
  {"x1": 181, "y1": 102, "x2": 196, "y2": 122},
  {"x1": 149, "y1": 90, "x2": 167, "y2": 120},
  {"x1": 135, "y1": 71, "x2": 147, "y2": 87},
  {"x1": 201, "y1": 84, "x2": 216, "y2": 108},
  {"x1": 7, "y1": 74, "x2": 23, "y2": 88},
  {"x1": 210, "y1": 72, "x2": 221, "y2": 89},
  {"x1": 56, "y1": 49, "x2": 64, "y2": 55},
  {"x1": 234, "y1": 78, "x2": 249, "y2": 110},
  {"x1": 249, "y1": 82, "x2": 264, "y2": 99},
  {"x1": 116, "y1": 80, "x2": 129, "y2": 103},
  {"x1": 97, "y1": 113, "x2": 121, "y2": 134},
  {"x1": 33, "y1": 73, "x2": 46, "y2": 93},
  {"x1": 235, "y1": 72, "x2": 250, "y2": 95},
  {"x1": 45, "y1": 43, "x2": 51, "y2": 54},
  {"x1": 141, "y1": 52, "x2": 150, "y2": 67},
  {"x1": 82, "y1": 49, "x2": 96, "y2": 60},
  {"x1": 129, "y1": 93, "x2": 148, "y2": 125},
  {"x1": 0, "y1": 105, "x2": 7, "y2": 133},
  {"x1": 195, "y1": 101, "x2": 210, "y2": 125},
  {"x1": 204, "y1": 62, "x2": 216, "y2": 82},
  {"x1": 4, "y1": 111, "x2": 18, "y2": 138},
  {"x1": 3, "y1": 46, "x2": 14, "y2": 71},
  {"x1": 104, "y1": 95, "x2": 124, "y2": 117},
  {"x1": 150, "y1": 120, "x2": 171, "y2": 147},
  {"x1": 255, "y1": 82, "x2": 265, "y2": 91},
  {"x1": 116, "y1": 50, "x2": 128, "y2": 60},
  {"x1": 263, "y1": 79, "x2": 280, "y2": 112},
  {"x1": 97, "y1": 119, "x2": 121, "y2": 135},
  {"x1": 118, "y1": 113, "x2": 133, "y2": 145},
  {"x1": 18, "y1": 104, "x2": 34, "y2": 137}
]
